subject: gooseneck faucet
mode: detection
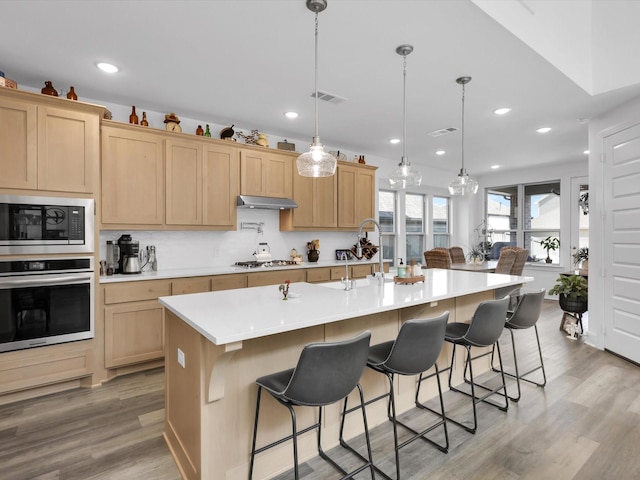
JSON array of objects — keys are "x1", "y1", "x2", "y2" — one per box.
[
  {"x1": 356, "y1": 218, "x2": 385, "y2": 285},
  {"x1": 340, "y1": 252, "x2": 353, "y2": 291}
]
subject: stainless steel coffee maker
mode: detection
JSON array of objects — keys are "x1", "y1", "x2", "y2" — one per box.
[{"x1": 117, "y1": 234, "x2": 141, "y2": 274}]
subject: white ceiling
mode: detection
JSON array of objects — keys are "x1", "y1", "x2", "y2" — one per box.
[{"x1": 2, "y1": 0, "x2": 640, "y2": 177}]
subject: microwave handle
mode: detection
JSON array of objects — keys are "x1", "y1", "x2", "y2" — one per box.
[{"x1": 0, "y1": 273, "x2": 93, "y2": 289}]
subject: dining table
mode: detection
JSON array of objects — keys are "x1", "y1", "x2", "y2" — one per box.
[{"x1": 449, "y1": 260, "x2": 498, "y2": 273}]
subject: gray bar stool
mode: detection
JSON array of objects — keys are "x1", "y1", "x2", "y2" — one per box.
[
  {"x1": 491, "y1": 288, "x2": 547, "y2": 402},
  {"x1": 340, "y1": 312, "x2": 449, "y2": 480},
  {"x1": 249, "y1": 330, "x2": 374, "y2": 480},
  {"x1": 424, "y1": 296, "x2": 510, "y2": 435}
]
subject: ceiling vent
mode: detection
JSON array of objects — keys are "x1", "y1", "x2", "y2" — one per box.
[
  {"x1": 311, "y1": 90, "x2": 347, "y2": 105},
  {"x1": 427, "y1": 127, "x2": 458, "y2": 137}
]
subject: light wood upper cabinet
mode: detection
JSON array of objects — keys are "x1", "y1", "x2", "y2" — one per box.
[
  {"x1": 203, "y1": 143, "x2": 239, "y2": 228},
  {"x1": 37, "y1": 106, "x2": 99, "y2": 193},
  {"x1": 338, "y1": 163, "x2": 377, "y2": 229},
  {"x1": 165, "y1": 138, "x2": 203, "y2": 225},
  {"x1": 240, "y1": 149, "x2": 292, "y2": 198},
  {"x1": 0, "y1": 96, "x2": 37, "y2": 190},
  {"x1": 101, "y1": 124, "x2": 165, "y2": 225},
  {"x1": 0, "y1": 91, "x2": 100, "y2": 193},
  {"x1": 280, "y1": 172, "x2": 337, "y2": 230}
]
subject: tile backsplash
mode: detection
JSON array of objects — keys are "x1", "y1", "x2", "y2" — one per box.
[{"x1": 100, "y1": 209, "x2": 366, "y2": 270}]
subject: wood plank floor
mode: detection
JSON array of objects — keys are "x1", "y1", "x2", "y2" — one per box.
[{"x1": 1, "y1": 300, "x2": 639, "y2": 480}]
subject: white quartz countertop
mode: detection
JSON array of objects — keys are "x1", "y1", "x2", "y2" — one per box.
[
  {"x1": 99, "y1": 259, "x2": 386, "y2": 283},
  {"x1": 159, "y1": 269, "x2": 532, "y2": 346}
]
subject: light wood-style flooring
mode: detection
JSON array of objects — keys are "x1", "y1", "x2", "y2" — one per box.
[{"x1": 1, "y1": 300, "x2": 639, "y2": 480}]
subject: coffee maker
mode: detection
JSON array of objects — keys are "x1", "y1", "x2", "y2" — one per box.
[{"x1": 117, "y1": 234, "x2": 141, "y2": 274}]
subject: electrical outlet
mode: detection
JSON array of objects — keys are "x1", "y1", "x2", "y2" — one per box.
[
  {"x1": 177, "y1": 348, "x2": 185, "y2": 368},
  {"x1": 430, "y1": 301, "x2": 438, "y2": 307}
]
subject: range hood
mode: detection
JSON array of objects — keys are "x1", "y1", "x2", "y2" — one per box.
[{"x1": 236, "y1": 195, "x2": 298, "y2": 210}]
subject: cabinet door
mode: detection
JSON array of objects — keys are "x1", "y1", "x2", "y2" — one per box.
[
  {"x1": 101, "y1": 125, "x2": 164, "y2": 225},
  {"x1": 166, "y1": 139, "x2": 202, "y2": 225},
  {"x1": 287, "y1": 174, "x2": 336, "y2": 229},
  {"x1": 37, "y1": 106, "x2": 99, "y2": 193},
  {"x1": 203, "y1": 143, "x2": 239, "y2": 227},
  {"x1": 338, "y1": 165, "x2": 358, "y2": 228},
  {"x1": 247, "y1": 269, "x2": 306, "y2": 287},
  {"x1": 172, "y1": 277, "x2": 210, "y2": 295},
  {"x1": 264, "y1": 151, "x2": 293, "y2": 198},
  {"x1": 104, "y1": 300, "x2": 164, "y2": 368},
  {"x1": 0, "y1": 96, "x2": 37, "y2": 189},
  {"x1": 315, "y1": 175, "x2": 337, "y2": 227},
  {"x1": 211, "y1": 273, "x2": 247, "y2": 291},
  {"x1": 338, "y1": 164, "x2": 377, "y2": 229},
  {"x1": 240, "y1": 149, "x2": 264, "y2": 196}
]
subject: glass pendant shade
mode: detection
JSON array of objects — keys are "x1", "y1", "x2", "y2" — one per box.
[
  {"x1": 389, "y1": 157, "x2": 422, "y2": 189},
  {"x1": 448, "y1": 168, "x2": 479, "y2": 195},
  {"x1": 297, "y1": 0, "x2": 337, "y2": 178},
  {"x1": 388, "y1": 44, "x2": 421, "y2": 189},
  {"x1": 449, "y1": 76, "x2": 477, "y2": 196},
  {"x1": 296, "y1": 136, "x2": 337, "y2": 177}
]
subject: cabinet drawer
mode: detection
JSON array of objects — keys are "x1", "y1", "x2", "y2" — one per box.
[
  {"x1": 211, "y1": 273, "x2": 247, "y2": 291},
  {"x1": 306, "y1": 268, "x2": 331, "y2": 283},
  {"x1": 247, "y1": 269, "x2": 306, "y2": 287},
  {"x1": 104, "y1": 280, "x2": 172, "y2": 304},
  {"x1": 351, "y1": 264, "x2": 374, "y2": 279},
  {"x1": 172, "y1": 277, "x2": 210, "y2": 295}
]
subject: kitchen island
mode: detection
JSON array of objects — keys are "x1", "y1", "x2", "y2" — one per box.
[{"x1": 159, "y1": 269, "x2": 531, "y2": 480}]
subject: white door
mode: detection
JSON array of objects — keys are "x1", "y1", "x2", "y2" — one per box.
[{"x1": 603, "y1": 122, "x2": 640, "y2": 363}]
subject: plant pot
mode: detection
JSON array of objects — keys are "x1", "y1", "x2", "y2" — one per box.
[
  {"x1": 307, "y1": 249, "x2": 319, "y2": 263},
  {"x1": 559, "y1": 294, "x2": 587, "y2": 314},
  {"x1": 545, "y1": 256, "x2": 552, "y2": 264}
]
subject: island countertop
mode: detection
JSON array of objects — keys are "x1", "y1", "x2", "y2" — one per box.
[{"x1": 159, "y1": 269, "x2": 531, "y2": 346}]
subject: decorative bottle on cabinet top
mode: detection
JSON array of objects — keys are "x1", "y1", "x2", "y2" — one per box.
[
  {"x1": 129, "y1": 106, "x2": 139, "y2": 125},
  {"x1": 41, "y1": 81, "x2": 58, "y2": 96},
  {"x1": 204, "y1": 124, "x2": 211, "y2": 137},
  {"x1": 140, "y1": 112, "x2": 149, "y2": 126},
  {"x1": 66, "y1": 86, "x2": 77, "y2": 100}
]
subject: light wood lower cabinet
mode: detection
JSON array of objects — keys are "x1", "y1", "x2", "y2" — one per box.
[
  {"x1": 103, "y1": 280, "x2": 172, "y2": 369},
  {"x1": 172, "y1": 276, "x2": 210, "y2": 295},
  {"x1": 211, "y1": 273, "x2": 247, "y2": 291},
  {"x1": 104, "y1": 300, "x2": 165, "y2": 368},
  {"x1": 306, "y1": 267, "x2": 331, "y2": 283},
  {"x1": 247, "y1": 269, "x2": 306, "y2": 287}
]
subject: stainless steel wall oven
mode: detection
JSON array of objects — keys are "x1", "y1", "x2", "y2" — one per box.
[
  {"x1": 0, "y1": 257, "x2": 94, "y2": 353},
  {"x1": 0, "y1": 195, "x2": 94, "y2": 255}
]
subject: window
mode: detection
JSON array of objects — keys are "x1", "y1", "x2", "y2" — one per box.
[
  {"x1": 485, "y1": 181, "x2": 561, "y2": 263},
  {"x1": 406, "y1": 193, "x2": 425, "y2": 264},
  {"x1": 432, "y1": 196, "x2": 450, "y2": 248},
  {"x1": 378, "y1": 190, "x2": 396, "y2": 265}
]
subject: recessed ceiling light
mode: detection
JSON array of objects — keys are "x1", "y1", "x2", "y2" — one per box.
[
  {"x1": 491, "y1": 165, "x2": 501, "y2": 169},
  {"x1": 583, "y1": 150, "x2": 590, "y2": 155},
  {"x1": 494, "y1": 108, "x2": 511, "y2": 115},
  {"x1": 96, "y1": 62, "x2": 119, "y2": 73},
  {"x1": 435, "y1": 150, "x2": 445, "y2": 155},
  {"x1": 536, "y1": 127, "x2": 552, "y2": 134},
  {"x1": 389, "y1": 138, "x2": 401, "y2": 144},
  {"x1": 284, "y1": 111, "x2": 299, "y2": 119}
]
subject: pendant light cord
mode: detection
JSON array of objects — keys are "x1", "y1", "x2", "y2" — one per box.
[
  {"x1": 461, "y1": 81, "x2": 466, "y2": 172},
  {"x1": 402, "y1": 53, "x2": 407, "y2": 163},
  {"x1": 314, "y1": 12, "x2": 319, "y2": 139}
]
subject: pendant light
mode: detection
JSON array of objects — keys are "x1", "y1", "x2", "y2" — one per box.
[
  {"x1": 389, "y1": 45, "x2": 422, "y2": 189},
  {"x1": 296, "y1": 0, "x2": 337, "y2": 177},
  {"x1": 448, "y1": 76, "x2": 478, "y2": 195}
]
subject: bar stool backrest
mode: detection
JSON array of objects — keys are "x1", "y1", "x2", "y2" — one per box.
[
  {"x1": 463, "y1": 297, "x2": 510, "y2": 347},
  {"x1": 283, "y1": 330, "x2": 371, "y2": 406},
  {"x1": 383, "y1": 312, "x2": 449, "y2": 375},
  {"x1": 507, "y1": 288, "x2": 545, "y2": 329}
]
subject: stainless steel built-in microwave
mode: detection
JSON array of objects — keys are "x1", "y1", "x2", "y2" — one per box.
[{"x1": 0, "y1": 195, "x2": 94, "y2": 255}]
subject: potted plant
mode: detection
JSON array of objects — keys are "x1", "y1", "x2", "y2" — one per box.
[
  {"x1": 539, "y1": 236, "x2": 560, "y2": 263},
  {"x1": 572, "y1": 247, "x2": 589, "y2": 272},
  {"x1": 467, "y1": 244, "x2": 485, "y2": 265},
  {"x1": 548, "y1": 274, "x2": 588, "y2": 315}
]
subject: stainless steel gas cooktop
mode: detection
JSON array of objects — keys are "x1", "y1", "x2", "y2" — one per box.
[{"x1": 234, "y1": 260, "x2": 298, "y2": 269}]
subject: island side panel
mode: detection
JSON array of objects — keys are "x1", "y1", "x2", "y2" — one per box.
[{"x1": 164, "y1": 310, "x2": 202, "y2": 480}]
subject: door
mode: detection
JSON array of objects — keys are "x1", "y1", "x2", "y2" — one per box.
[{"x1": 603, "y1": 122, "x2": 640, "y2": 363}]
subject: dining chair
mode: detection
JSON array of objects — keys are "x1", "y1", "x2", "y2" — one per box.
[
  {"x1": 502, "y1": 246, "x2": 529, "y2": 275},
  {"x1": 424, "y1": 249, "x2": 452, "y2": 269},
  {"x1": 449, "y1": 246, "x2": 466, "y2": 264},
  {"x1": 494, "y1": 249, "x2": 517, "y2": 274}
]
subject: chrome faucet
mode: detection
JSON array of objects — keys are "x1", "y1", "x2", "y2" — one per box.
[
  {"x1": 356, "y1": 218, "x2": 385, "y2": 285},
  {"x1": 340, "y1": 252, "x2": 353, "y2": 290}
]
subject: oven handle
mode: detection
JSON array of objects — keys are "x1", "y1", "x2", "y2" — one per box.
[{"x1": 0, "y1": 273, "x2": 93, "y2": 288}]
